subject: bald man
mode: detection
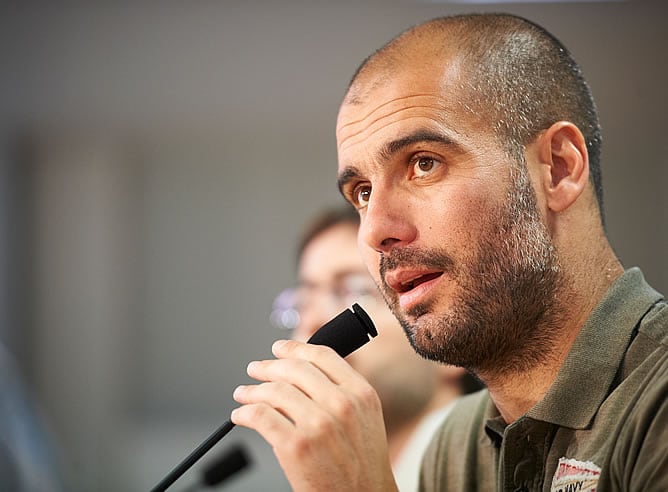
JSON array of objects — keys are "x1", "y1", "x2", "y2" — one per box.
[{"x1": 233, "y1": 14, "x2": 667, "y2": 491}]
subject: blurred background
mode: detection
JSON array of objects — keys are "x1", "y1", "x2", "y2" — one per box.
[{"x1": 0, "y1": 1, "x2": 665, "y2": 491}]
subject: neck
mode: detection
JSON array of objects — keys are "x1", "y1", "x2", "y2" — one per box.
[{"x1": 480, "y1": 244, "x2": 624, "y2": 424}]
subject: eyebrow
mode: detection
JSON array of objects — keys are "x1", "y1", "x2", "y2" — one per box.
[
  {"x1": 380, "y1": 129, "x2": 456, "y2": 162},
  {"x1": 337, "y1": 167, "x2": 362, "y2": 196},
  {"x1": 337, "y1": 129, "x2": 460, "y2": 195}
]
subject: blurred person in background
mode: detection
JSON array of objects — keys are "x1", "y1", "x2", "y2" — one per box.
[
  {"x1": 270, "y1": 206, "x2": 482, "y2": 491},
  {"x1": 0, "y1": 342, "x2": 64, "y2": 492}
]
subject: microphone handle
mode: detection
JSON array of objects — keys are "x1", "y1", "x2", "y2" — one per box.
[
  {"x1": 150, "y1": 303, "x2": 376, "y2": 492},
  {"x1": 150, "y1": 420, "x2": 235, "y2": 492}
]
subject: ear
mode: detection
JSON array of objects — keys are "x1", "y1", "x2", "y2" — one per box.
[{"x1": 535, "y1": 121, "x2": 589, "y2": 213}]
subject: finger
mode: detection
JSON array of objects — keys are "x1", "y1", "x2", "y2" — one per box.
[
  {"x1": 232, "y1": 383, "x2": 355, "y2": 460},
  {"x1": 231, "y1": 400, "x2": 361, "y2": 490},
  {"x1": 272, "y1": 339, "x2": 368, "y2": 387},
  {"x1": 230, "y1": 402, "x2": 295, "y2": 447},
  {"x1": 246, "y1": 358, "x2": 333, "y2": 384},
  {"x1": 258, "y1": 344, "x2": 382, "y2": 430},
  {"x1": 233, "y1": 381, "x2": 320, "y2": 425},
  {"x1": 241, "y1": 358, "x2": 377, "y2": 439},
  {"x1": 247, "y1": 359, "x2": 350, "y2": 412}
]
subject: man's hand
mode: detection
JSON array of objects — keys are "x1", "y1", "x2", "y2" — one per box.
[{"x1": 231, "y1": 339, "x2": 398, "y2": 492}]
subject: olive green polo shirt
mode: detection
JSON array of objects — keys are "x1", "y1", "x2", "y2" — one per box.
[{"x1": 419, "y1": 268, "x2": 667, "y2": 491}]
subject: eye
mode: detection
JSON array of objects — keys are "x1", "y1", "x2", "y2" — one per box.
[
  {"x1": 413, "y1": 155, "x2": 441, "y2": 177},
  {"x1": 352, "y1": 183, "x2": 371, "y2": 209}
]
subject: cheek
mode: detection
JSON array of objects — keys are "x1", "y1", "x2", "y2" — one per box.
[
  {"x1": 425, "y1": 185, "x2": 499, "y2": 243},
  {"x1": 412, "y1": 194, "x2": 466, "y2": 246}
]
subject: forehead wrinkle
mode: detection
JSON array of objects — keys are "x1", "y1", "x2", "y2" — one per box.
[
  {"x1": 338, "y1": 92, "x2": 443, "y2": 130},
  {"x1": 338, "y1": 104, "x2": 446, "y2": 150},
  {"x1": 337, "y1": 92, "x2": 446, "y2": 143},
  {"x1": 338, "y1": 111, "x2": 462, "y2": 160}
]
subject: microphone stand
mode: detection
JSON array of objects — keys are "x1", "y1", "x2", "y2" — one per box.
[
  {"x1": 149, "y1": 303, "x2": 376, "y2": 492},
  {"x1": 151, "y1": 420, "x2": 235, "y2": 492}
]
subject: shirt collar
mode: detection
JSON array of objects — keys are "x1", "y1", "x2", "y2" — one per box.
[{"x1": 526, "y1": 267, "x2": 663, "y2": 428}]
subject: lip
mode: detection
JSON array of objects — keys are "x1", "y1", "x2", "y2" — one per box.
[{"x1": 384, "y1": 269, "x2": 444, "y2": 311}]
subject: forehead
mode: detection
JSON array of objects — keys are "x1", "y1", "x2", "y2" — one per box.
[{"x1": 336, "y1": 59, "x2": 471, "y2": 162}]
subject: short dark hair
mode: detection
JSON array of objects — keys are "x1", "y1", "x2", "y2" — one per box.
[
  {"x1": 347, "y1": 13, "x2": 604, "y2": 222},
  {"x1": 296, "y1": 205, "x2": 359, "y2": 263}
]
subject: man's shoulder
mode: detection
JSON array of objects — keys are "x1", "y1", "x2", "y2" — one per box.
[
  {"x1": 621, "y1": 295, "x2": 668, "y2": 386},
  {"x1": 637, "y1": 295, "x2": 668, "y2": 344},
  {"x1": 602, "y1": 339, "x2": 668, "y2": 489}
]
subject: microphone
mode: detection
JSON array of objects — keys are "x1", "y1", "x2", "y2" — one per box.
[
  {"x1": 150, "y1": 303, "x2": 377, "y2": 492},
  {"x1": 304, "y1": 303, "x2": 377, "y2": 356}
]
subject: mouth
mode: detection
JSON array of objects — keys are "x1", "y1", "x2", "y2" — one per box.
[
  {"x1": 384, "y1": 270, "x2": 444, "y2": 311},
  {"x1": 385, "y1": 269, "x2": 444, "y2": 294},
  {"x1": 392, "y1": 271, "x2": 443, "y2": 293}
]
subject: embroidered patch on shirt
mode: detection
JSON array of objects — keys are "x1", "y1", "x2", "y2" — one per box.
[{"x1": 550, "y1": 457, "x2": 601, "y2": 492}]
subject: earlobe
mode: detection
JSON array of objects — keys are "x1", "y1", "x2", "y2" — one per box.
[{"x1": 537, "y1": 121, "x2": 589, "y2": 213}]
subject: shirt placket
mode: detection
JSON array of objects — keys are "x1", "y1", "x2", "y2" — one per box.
[{"x1": 499, "y1": 418, "x2": 554, "y2": 492}]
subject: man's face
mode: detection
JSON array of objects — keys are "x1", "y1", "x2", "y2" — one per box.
[
  {"x1": 336, "y1": 64, "x2": 563, "y2": 375},
  {"x1": 294, "y1": 223, "x2": 440, "y2": 422}
]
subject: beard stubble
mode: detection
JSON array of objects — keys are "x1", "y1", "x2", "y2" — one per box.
[{"x1": 378, "y1": 164, "x2": 566, "y2": 377}]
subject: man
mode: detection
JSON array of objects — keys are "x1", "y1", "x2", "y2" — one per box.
[
  {"x1": 232, "y1": 13, "x2": 667, "y2": 491},
  {"x1": 274, "y1": 206, "x2": 481, "y2": 491}
]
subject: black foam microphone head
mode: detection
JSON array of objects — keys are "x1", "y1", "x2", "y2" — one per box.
[
  {"x1": 202, "y1": 443, "x2": 251, "y2": 487},
  {"x1": 306, "y1": 303, "x2": 378, "y2": 357}
]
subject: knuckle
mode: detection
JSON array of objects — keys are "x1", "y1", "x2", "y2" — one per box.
[
  {"x1": 358, "y1": 383, "x2": 382, "y2": 411},
  {"x1": 308, "y1": 411, "x2": 338, "y2": 439},
  {"x1": 270, "y1": 358, "x2": 306, "y2": 380},
  {"x1": 234, "y1": 402, "x2": 266, "y2": 424},
  {"x1": 257, "y1": 380, "x2": 293, "y2": 403},
  {"x1": 330, "y1": 393, "x2": 355, "y2": 420},
  {"x1": 284, "y1": 433, "x2": 314, "y2": 461},
  {"x1": 246, "y1": 382, "x2": 268, "y2": 400}
]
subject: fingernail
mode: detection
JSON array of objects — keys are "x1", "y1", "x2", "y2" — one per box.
[
  {"x1": 272, "y1": 339, "x2": 287, "y2": 354},
  {"x1": 233, "y1": 385, "x2": 245, "y2": 398}
]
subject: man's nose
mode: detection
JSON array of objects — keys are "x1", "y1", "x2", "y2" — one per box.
[{"x1": 359, "y1": 185, "x2": 417, "y2": 254}]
